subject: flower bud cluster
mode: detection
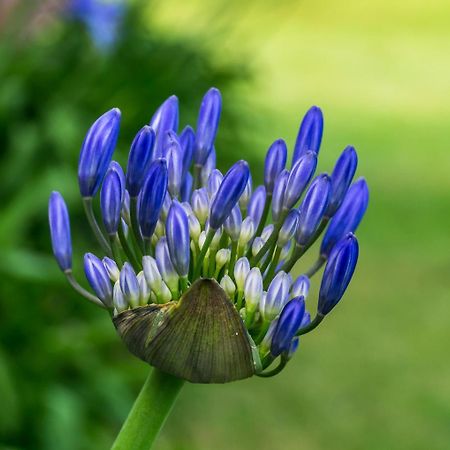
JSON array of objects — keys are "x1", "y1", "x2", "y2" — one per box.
[{"x1": 48, "y1": 88, "x2": 369, "y2": 375}]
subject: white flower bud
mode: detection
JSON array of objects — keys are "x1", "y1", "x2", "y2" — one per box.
[
  {"x1": 238, "y1": 217, "x2": 255, "y2": 248},
  {"x1": 244, "y1": 267, "x2": 263, "y2": 311},
  {"x1": 137, "y1": 271, "x2": 151, "y2": 306},
  {"x1": 142, "y1": 256, "x2": 162, "y2": 294},
  {"x1": 216, "y1": 248, "x2": 231, "y2": 271},
  {"x1": 220, "y1": 275, "x2": 236, "y2": 298},
  {"x1": 113, "y1": 281, "x2": 128, "y2": 312},
  {"x1": 234, "y1": 257, "x2": 250, "y2": 292}
]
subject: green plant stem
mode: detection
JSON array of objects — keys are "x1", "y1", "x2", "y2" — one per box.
[
  {"x1": 305, "y1": 255, "x2": 326, "y2": 278},
  {"x1": 193, "y1": 228, "x2": 215, "y2": 279},
  {"x1": 118, "y1": 225, "x2": 141, "y2": 270},
  {"x1": 130, "y1": 197, "x2": 145, "y2": 255},
  {"x1": 82, "y1": 197, "x2": 112, "y2": 256},
  {"x1": 111, "y1": 369, "x2": 184, "y2": 450},
  {"x1": 254, "y1": 194, "x2": 272, "y2": 238},
  {"x1": 296, "y1": 313, "x2": 324, "y2": 336},
  {"x1": 109, "y1": 235, "x2": 123, "y2": 267},
  {"x1": 65, "y1": 271, "x2": 105, "y2": 308}
]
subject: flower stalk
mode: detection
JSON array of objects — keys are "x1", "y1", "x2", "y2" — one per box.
[{"x1": 111, "y1": 369, "x2": 184, "y2": 450}]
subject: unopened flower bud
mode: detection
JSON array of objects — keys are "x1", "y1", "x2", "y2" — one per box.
[
  {"x1": 102, "y1": 257, "x2": 120, "y2": 282},
  {"x1": 220, "y1": 275, "x2": 236, "y2": 298}
]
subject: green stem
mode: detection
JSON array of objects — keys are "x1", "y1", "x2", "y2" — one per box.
[
  {"x1": 305, "y1": 255, "x2": 326, "y2": 278},
  {"x1": 296, "y1": 313, "x2": 324, "y2": 336},
  {"x1": 65, "y1": 271, "x2": 106, "y2": 309},
  {"x1": 82, "y1": 197, "x2": 112, "y2": 256},
  {"x1": 193, "y1": 164, "x2": 202, "y2": 190},
  {"x1": 228, "y1": 240, "x2": 238, "y2": 278},
  {"x1": 109, "y1": 235, "x2": 123, "y2": 267},
  {"x1": 193, "y1": 228, "x2": 215, "y2": 279},
  {"x1": 263, "y1": 246, "x2": 282, "y2": 289},
  {"x1": 130, "y1": 197, "x2": 145, "y2": 255},
  {"x1": 111, "y1": 369, "x2": 184, "y2": 450},
  {"x1": 281, "y1": 244, "x2": 304, "y2": 273},
  {"x1": 118, "y1": 225, "x2": 141, "y2": 271},
  {"x1": 254, "y1": 194, "x2": 272, "y2": 238}
]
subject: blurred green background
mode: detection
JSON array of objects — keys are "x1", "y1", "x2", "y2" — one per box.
[{"x1": 1, "y1": 0, "x2": 449, "y2": 449}]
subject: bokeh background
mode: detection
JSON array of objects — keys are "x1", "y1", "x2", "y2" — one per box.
[{"x1": 1, "y1": 0, "x2": 449, "y2": 449}]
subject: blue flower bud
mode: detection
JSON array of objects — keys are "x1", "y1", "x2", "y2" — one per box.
[
  {"x1": 224, "y1": 205, "x2": 242, "y2": 241},
  {"x1": 48, "y1": 192, "x2": 72, "y2": 272},
  {"x1": 292, "y1": 106, "x2": 324, "y2": 164},
  {"x1": 180, "y1": 172, "x2": 193, "y2": 203},
  {"x1": 264, "y1": 139, "x2": 287, "y2": 194},
  {"x1": 206, "y1": 169, "x2": 223, "y2": 198},
  {"x1": 277, "y1": 209, "x2": 299, "y2": 247},
  {"x1": 261, "y1": 271, "x2": 292, "y2": 321},
  {"x1": 318, "y1": 233, "x2": 359, "y2": 315},
  {"x1": 78, "y1": 108, "x2": 121, "y2": 197},
  {"x1": 164, "y1": 132, "x2": 183, "y2": 198},
  {"x1": 270, "y1": 297, "x2": 306, "y2": 357},
  {"x1": 201, "y1": 147, "x2": 216, "y2": 186},
  {"x1": 84, "y1": 253, "x2": 113, "y2": 307},
  {"x1": 271, "y1": 169, "x2": 289, "y2": 223},
  {"x1": 300, "y1": 311, "x2": 311, "y2": 328},
  {"x1": 239, "y1": 173, "x2": 252, "y2": 211},
  {"x1": 320, "y1": 178, "x2": 369, "y2": 257},
  {"x1": 102, "y1": 256, "x2": 120, "y2": 282},
  {"x1": 187, "y1": 213, "x2": 201, "y2": 241},
  {"x1": 247, "y1": 185, "x2": 266, "y2": 226},
  {"x1": 120, "y1": 262, "x2": 140, "y2": 308},
  {"x1": 126, "y1": 125, "x2": 155, "y2": 197},
  {"x1": 155, "y1": 237, "x2": 179, "y2": 293},
  {"x1": 288, "y1": 337, "x2": 300, "y2": 358},
  {"x1": 191, "y1": 188, "x2": 210, "y2": 226},
  {"x1": 209, "y1": 160, "x2": 250, "y2": 229},
  {"x1": 150, "y1": 95, "x2": 179, "y2": 158},
  {"x1": 166, "y1": 200, "x2": 190, "y2": 277},
  {"x1": 194, "y1": 88, "x2": 222, "y2": 165},
  {"x1": 283, "y1": 151, "x2": 318, "y2": 210},
  {"x1": 109, "y1": 161, "x2": 126, "y2": 201},
  {"x1": 180, "y1": 125, "x2": 195, "y2": 177},
  {"x1": 291, "y1": 275, "x2": 310, "y2": 298},
  {"x1": 295, "y1": 173, "x2": 331, "y2": 246},
  {"x1": 100, "y1": 167, "x2": 123, "y2": 235},
  {"x1": 138, "y1": 159, "x2": 168, "y2": 239},
  {"x1": 326, "y1": 146, "x2": 358, "y2": 217},
  {"x1": 261, "y1": 224, "x2": 274, "y2": 242}
]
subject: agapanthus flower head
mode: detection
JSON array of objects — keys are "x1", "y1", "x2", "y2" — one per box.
[{"x1": 48, "y1": 87, "x2": 368, "y2": 383}]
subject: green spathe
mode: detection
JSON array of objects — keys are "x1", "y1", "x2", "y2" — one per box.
[{"x1": 114, "y1": 278, "x2": 261, "y2": 383}]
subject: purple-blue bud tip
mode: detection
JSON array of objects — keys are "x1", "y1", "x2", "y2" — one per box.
[
  {"x1": 264, "y1": 139, "x2": 287, "y2": 194},
  {"x1": 271, "y1": 297, "x2": 306, "y2": 357},
  {"x1": 126, "y1": 125, "x2": 155, "y2": 197},
  {"x1": 138, "y1": 158, "x2": 169, "y2": 239},
  {"x1": 48, "y1": 191, "x2": 72, "y2": 272},
  {"x1": 78, "y1": 108, "x2": 121, "y2": 198},
  {"x1": 101, "y1": 166, "x2": 123, "y2": 235},
  {"x1": 166, "y1": 200, "x2": 190, "y2": 277},
  {"x1": 209, "y1": 160, "x2": 250, "y2": 230},
  {"x1": 320, "y1": 177, "x2": 369, "y2": 257},
  {"x1": 84, "y1": 253, "x2": 113, "y2": 307},
  {"x1": 292, "y1": 106, "x2": 323, "y2": 164},
  {"x1": 318, "y1": 233, "x2": 359, "y2": 315},
  {"x1": 194, "y1": 87, "x2": 222, "y2": 166}
]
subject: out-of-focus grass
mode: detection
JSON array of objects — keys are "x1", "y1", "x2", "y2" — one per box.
[{"x1": 148, "y1": 1, "x2": 450, "y2": 449}]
